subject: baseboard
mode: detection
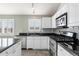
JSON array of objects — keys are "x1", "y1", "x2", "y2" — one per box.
[
  {"x1": 27, "y1": 48, "x2": 33, "y2": 50},
  {"x1": 22, "y1": 48, "x2": 27, "y2": 50},
  {"x1": 33, "y1": 49, "x2": 49, "y2": 51},
  {"x1": 22, "y1": 48, "x2": 49, "y2": 51},
  {"x1": 27, "y1": 49, "x2": 48, "y2": 51}
]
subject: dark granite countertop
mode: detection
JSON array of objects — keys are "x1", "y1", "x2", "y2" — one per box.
[
  {"x1": 49, "y1": 33, "x2": 79, "y2": 56},
  {"x1": 16, "y1": 33, "x2": 56, "y2": 36},
  {"x1": 59, "y1": 43, "x2": 79, "y2": 56},
  {"x1": 49, "y1": 34, "x2": 75, "y2": 42},
  {"x1": 0, "y1": 38, "x2": 21, "y2": 53}
]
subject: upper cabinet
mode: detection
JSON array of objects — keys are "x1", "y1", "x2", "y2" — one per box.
[
  {"x1": 56, "y1": 4, "x2": 68, "y2": 17},
  {"x1": 42, "y1": 17, "x2": 52, "y2": 28},
  {"x1": 68, "y1": 4, "x2": 79, "y2": 26},
  {"x1": 52, "y1": 4, "x2": 68, "y2": 28},
  {"x1": 52, "y1": 3, "x2": 79, "y2": 27},
  {"x1": 52, "y1": 15, "x2": 56, "y2": 28}
]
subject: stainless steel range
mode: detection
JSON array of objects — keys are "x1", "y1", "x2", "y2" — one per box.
[{"x1": 49, "y1": 31, "x2": 78, "y2": 56}]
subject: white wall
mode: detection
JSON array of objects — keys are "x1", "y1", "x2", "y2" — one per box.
[
  {"x1": 0, "y1": 15, "x2": 50, "y2": 35},
  {"x1": 0, "y1": 15, "x2": 28, "y2": 35},
  {"x1": 14, "y1": 15, "x2": 28, "y2": 35},
  {"x1": 53, "y1": 3, "x2": 68, "y2": 18},
  {"x1": 52, "y1": 3, "x2": 79, "y2": 39}
]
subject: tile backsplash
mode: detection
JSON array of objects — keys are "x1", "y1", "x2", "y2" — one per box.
[
  {"x1": 42, "y1": 28, "x2": 53, "y2": 33},
  {"x1": 52, "y1": 26, "x2": 79, "y2": 39}
]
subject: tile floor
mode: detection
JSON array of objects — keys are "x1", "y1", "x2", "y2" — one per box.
[{"x1": 22, "y1": 50, "x2": 49, "y2": 56}]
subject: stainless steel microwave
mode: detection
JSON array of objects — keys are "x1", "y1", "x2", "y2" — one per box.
[{"x1": 56, "y1": 13, "x2": 68, "y2": 28}]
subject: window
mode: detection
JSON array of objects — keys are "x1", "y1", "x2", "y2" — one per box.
[
  {"x1": 0, "y1": 19, "x2": 14, "y2": 35},
  {"x1": 28, "y1": 19, "x2": 41, "y2": 32},
  {"x1": 0, "y1": 38, "x2": 14, "y2": 48},
  {"x1": 2, "y1": 38, "x2": 8, "y2": 47},
  {"x1": 8, "y1": 38, "x2": 13, "y2": 46}
]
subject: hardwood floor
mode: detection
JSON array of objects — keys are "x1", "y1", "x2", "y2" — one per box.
[{"x1": 21, "y1": 50, "x2": 49, "y2": 56}]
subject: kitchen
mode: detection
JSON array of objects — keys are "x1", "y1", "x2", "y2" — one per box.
[{"x1": 0, "y1": 3, "x2": 79, "y2": 56}]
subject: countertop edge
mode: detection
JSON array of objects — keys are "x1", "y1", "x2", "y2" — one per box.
[{"x1": 0, "y1": 39, "x2": 21, "y2": 53}]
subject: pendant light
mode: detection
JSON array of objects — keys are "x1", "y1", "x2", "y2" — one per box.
[{"x1": 32, "y1": 3, "x2": 35, "y2": 15}]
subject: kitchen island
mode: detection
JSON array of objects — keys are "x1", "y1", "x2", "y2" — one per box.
[{"x1": 0, "y1": 38, "x2": 21, "y2": 56}]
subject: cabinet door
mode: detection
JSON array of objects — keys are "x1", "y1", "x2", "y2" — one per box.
[
  {"x1": 33, "y1": 37, "x2": 40, "y2": 49},
  {"x1": 52, "y1": 15, "x2": 56, "y2": 28},
  {"x1": 40, "y1": 37, "x2": 49, "y2": 49},
  {"x1": 42, "y1": 17, "x2": 52, "y2": 28},
  {"x1": 27, "y1": 37, "x2": 34, "y2": 49},
  {"x1": 68, "y1": 4, "x2": 79, "y2": 26},
  {"x1": 58, "y1": 44, "x2": 73, "y2": 56}
]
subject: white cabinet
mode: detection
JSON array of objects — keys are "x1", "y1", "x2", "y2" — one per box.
[
  {"x1": 0, "y1": 41, "x2": 21, "y2": 56},
  {"x1": 68, "y1": 4, "x2": 79, "y2": 26},
  {"x1": 52, "y1": 3, "x2": 79, "y2": 27},
  {"x1": 42, "y1": 17, "x2": 52, "y2": 28},
  {"x1": 58, "y1": 43, "x2": 73, "y2": 56},
  {"x1": 55, "y1": 4, "x2": 79, "y2": 27},
  {"x1": 27, "y1": 36, "x2": 34, "y2": 49},
  {"x1": 52, "y1": 4, "x2": 68, "y2": 28},
  {"x1": 33, "y1": 37, "x2": 40, "y2": 49},
  {"x1": 27, "y1": 36, "x2": 49, "y2": 50},
  {"x1": 57, "y1": 4, "x2": 68, "y2": 17},
  {"x1": 40, "y1": 36, "x2": 49, "y2": 49},
  {"x1": 27, "y1": 36, "x2": 40, "y2": 49},
  {"x1": 52, "y1": 15, "x2": 56, "y2": 28}
]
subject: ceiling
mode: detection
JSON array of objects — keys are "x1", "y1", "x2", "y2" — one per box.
[{"x1": 0, "y1": 3, "x2": 60, "y2": 16}]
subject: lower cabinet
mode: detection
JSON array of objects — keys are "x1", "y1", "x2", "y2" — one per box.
[
  {"x1": 27, "y1": 37, "x2": 34, "y2": 49},
  {"x1": 27, "y1": 36, "x2": 49, "y2": 50},
  {"x1": 40, "y1": 37, "x2": 49, "y2": 49},
  {"x1": 33, "y1": 37, "x2": 40, "y2": 49},
  {"x1": 58, "y1": 43, "x2": 73, "y2": 56},
  {"x1": 0, "y1": 41, "x2": 21, "y2": 56}
]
